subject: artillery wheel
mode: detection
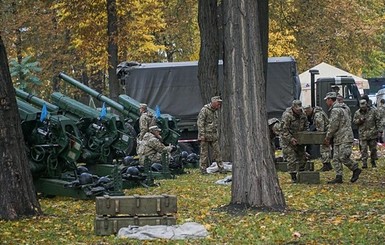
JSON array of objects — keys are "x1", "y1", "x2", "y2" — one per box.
[
  {"x1": 88, "y1": 137, "x2": 99, "y2": 151},
  {"x1": 31, "y1": 146, "x2": 46, "y2": 162}
]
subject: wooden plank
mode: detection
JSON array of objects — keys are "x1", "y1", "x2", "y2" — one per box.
[
  {"x1": 94, "y1": 215, "x2": 177, "y2": 236},
  {"x1": 96, "y1": 195, "x2": 177, "y2": 216}
]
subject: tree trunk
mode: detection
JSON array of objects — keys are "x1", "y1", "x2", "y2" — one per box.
[
  {"x1": 107, "y1": 0, "x2": 120, "y2": 103},
  {"x1": 0, "y1": 36, "x2": 42, "y2": 220},
  {"x1": 197, "y1": 0, "x2": 220, "y2": 102},
  {"x1": 222, "y1": 0, "x2": 286, "y2": 210}
]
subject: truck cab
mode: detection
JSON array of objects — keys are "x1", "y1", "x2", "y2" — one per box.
[{"x1": 315, "y1": 76, "x2": 361, "y2": 137}]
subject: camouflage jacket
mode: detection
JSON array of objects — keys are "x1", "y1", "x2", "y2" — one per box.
[
  {"x1": 377, "y1": 105, "x2": 385, "y2": 129},
  {"x1": 312, "y1": 106, "x2": 329, "y2": 132},
  {"x1": 138, "y1": 111, "x2": 156, "y2": 140},
  {"x1": 270, "y1": 122, "x2": 282, "y2": 140},
  {"x1": 140, "y1": 132, "x2": 172, "y2": 162},
  {"x1": 353, "y1": 107, "x2": 381, "y2": 140},
  {"x1": 197, "y1": 103, "x2": 219, "y2": 141},
  {"x1": 281, "y1": 107, "x2": 308, "y2": 145},
  {"x1": 326, "y1": 102, "x2": 353, "y2": 145}
]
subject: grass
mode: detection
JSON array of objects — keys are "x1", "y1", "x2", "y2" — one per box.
[{"x1": 1, "y1": 148, "x2": 385, "y2": 244}]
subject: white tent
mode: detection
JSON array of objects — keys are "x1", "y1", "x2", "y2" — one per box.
[{"x1": 299, "y1": 62, "x2": 369, "y2": 106}]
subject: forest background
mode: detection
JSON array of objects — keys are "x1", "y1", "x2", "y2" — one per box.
[{"x1": 0, "y1": 0, "x2": 384, "y2": 99}]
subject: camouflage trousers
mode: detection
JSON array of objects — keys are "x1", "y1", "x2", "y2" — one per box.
[
  {"x1": 320, "y1": 144, "x2": 331, "y2": 164},
  {"x1": 282, "y1": 144, "x2": 306, "y2": 173},
  {"x1": 199, "y1": 140, "x2": 223, "y2": 171},
  {"x1": 332, "y1": 143, "x2": 358, "y2": 176},
  {"x1": 359, "y1": 138, "x2": 378, "y2": 162}
]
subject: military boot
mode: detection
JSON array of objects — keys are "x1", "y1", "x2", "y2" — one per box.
[
  {"x1": 290, "y1": 173, "x2": 297, "y2": 183},
  {"x1": 327, "y1": 175, "x2": 343, "y2": 184},
  {"x1": 371, "y1": 160, "x2": 377, "y2": 168},
  {"x1": 318, "y1": 162, "x2": 333, "y2": 172},
  {"x1": 362, "y1": 160, "x2": 368, "y2": 169},
  {"x1": 350, "y1": 168, "x2": 362, "y2": 183}
]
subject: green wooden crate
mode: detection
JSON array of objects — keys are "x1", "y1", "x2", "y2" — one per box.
[
  {"x1": 96, "y1": 194, "x2": 177, "y2": 216},
  {"x1": 295, "y1": 131, "x2": 326, "y2": 145},
  {"x1": 297, "y1": 171, "x2": 320, "y2": 184},
  {"x1": 94, "y1": 215, "x2": 176, "y2": 236},
  {"x1": 275, "y1": 161, "x2": 288, "y2": 172}
]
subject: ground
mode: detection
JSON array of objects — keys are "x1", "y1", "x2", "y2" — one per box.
[{"x1": 1, "y1": 146, "x2": 384, "y2": 244}]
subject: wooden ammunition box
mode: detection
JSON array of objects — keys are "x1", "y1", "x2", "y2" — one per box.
[
  {"x1": 275, "y1": 161, "x2": 288, "y2": 172},
  {"x1": 96, "y1": 194, "x2": 177, "y2": 216},
  {"x1": 297, "y1": 171, "x2": 320, "y2": 184},
  {"x1": 295, "y1": 131, "x2": 326, "y2": 145},
  {"x1": 94, "y1": 215, "x2": 176, "y2": 236}
]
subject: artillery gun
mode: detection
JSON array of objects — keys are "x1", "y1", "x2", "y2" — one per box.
[
  {"x1": 17, "y1": 99, "x2": 120, "y2": 199},
  {"x1": 58, "y1": 72, "x2": 180, "y2": 146}
]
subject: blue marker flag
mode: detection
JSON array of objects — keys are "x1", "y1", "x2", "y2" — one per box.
[
  {"x1": 40, "y1": 103, "x2": 48, "y2": 122},
  {"x1": 100, "y1": 102, "x2": 107, "y2": 119},
  {"x1": 155, "y1": 105, "x2": 161, "y2": 119}
]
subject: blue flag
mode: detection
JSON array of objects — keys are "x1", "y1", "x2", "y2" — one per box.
[
  {"x1": 40, "y1": 103, "x2": 48, "y2": 122},
  {"x1": 155, "y1": 105, "x2": 161, "y2": 119},
  {"x1": 100, "y1": 102, "x2": 107, "y2": 119}
]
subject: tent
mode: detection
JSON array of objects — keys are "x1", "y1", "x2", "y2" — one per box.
[{"x1": 299, "y1": 62, "x2": 369, "y2": 106}]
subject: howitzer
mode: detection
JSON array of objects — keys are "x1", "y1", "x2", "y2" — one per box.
[
  {"x1": 58, "y1": 72, "x2": 180, "y2": 146},
  {"x1": 16, "y1": 88, "x2": 60, "y2": 114},
  {"x1": 51, "y1": 92, "x2": 134, "y2": 165},
  {"x1": 16, "y1": 99, "x2": 107, "y2": 199}
]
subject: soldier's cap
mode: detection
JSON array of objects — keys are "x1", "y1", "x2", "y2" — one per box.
[
  {"x1": 292, "y1": 100, "x2": 303, "y2": 110},
  {"x1": 303, "y1": 105, "x2": 312, "y2": 110},
  {"x1": 211, "y1": 96, "x2": 223, "y2": 102},
  {"x1": 359, "y1": 99, "x2": 367, "y2": 108},
  {"x1": 268, "y1": 118, "x2": 279, "y2": 126},
  {"x1": 139, "y1": 103, "x2": 147, "y2": 109},
  {"x1": 149, "y1": 125, "x2": 161, "y2": 132},
  {"x1": 324, "y1": 92, "x2": 337, "y2": 100}
]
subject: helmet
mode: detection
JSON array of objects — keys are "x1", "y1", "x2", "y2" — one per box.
[
  {"x1": 187, "y1": 153, "x2": 198, "y2": 162},
  {"x1": 268, "y1": 118, "x2": 279, "y2": 126},
  {"x1": 151, "y1": 163, "x2": 163, "y2": 172},
  {"x1": 181, "y1": 151, "x2": 188, "y2": 159},
  {"x1": 97, "y1": 176, "x2": 111, "y2": 185},
  {"x1": 79, "y1": 172, "x2": 93, "y2": 185},
  {"x1": 123, "y1": 156, "x2": 135, "y2": 165},
  {"x1": 126, "y1": 166, "x2": 140, "y2": 176},
  {"x1": 136, "y1": 165, "x2": 145, "y2": 173},
  {"x1": 77, "y1": 166, "x2": 89, "y2": 175}
]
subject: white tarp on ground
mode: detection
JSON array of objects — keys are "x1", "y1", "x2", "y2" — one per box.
[
  {"x1": 299, "y1": 62, "x2": 369, "y2": 105},
  {"x1": 117, "y1": 222, "x2": 209, "y2": 240}
]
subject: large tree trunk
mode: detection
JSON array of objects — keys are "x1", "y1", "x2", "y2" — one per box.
[
  {"x1": 222, "y1": 0, "x2": 286, "y2": 210},
  {"x1": 197, "y1": 0, "x2": 220, "y2": 102},
  {"x1": 107, "y1": 0, "x2": 120, "y2": 103},
  {"x1": 0, "y1": 36, "x2": 42, "y2": 220}
]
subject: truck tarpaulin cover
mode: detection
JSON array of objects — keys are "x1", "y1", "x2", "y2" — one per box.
[{"x1": 120, "y1": 57, "x2": 301, "y2": 120}]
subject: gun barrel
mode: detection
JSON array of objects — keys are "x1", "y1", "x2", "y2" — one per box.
[
  {"x1": 15, "y1": 88, "x2": 59, "y2": 113},
  {"x1": 58, "y1": 72, "x2": 127, "y2": 115}
]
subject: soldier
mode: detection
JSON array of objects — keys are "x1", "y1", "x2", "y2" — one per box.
[
  {"x1": 336, "y1": 95, "x2": 351, "y2": 117},
  {"x1": 353, "y1": 99, "x2": 382, "y2": 168},
  {"x1": 377, "y1": 99, "x2": 385, "y2": 142},
  {"x1": 323, "y1": 92, "x2": 362, "y2": 184},
  {"x1": 281, "y1": 100, "x2": 309, "y2": 183},
  {"x1": 197, "y1": 96, "x2": 224, "y2": 174},
  {"x1": 139, "y1": 125, "x2": 173, "y2": 163},
  {"x1": 138, "y1": 103, "x2": 156, "y2": 141},
  {"x1": 304, "y1": 105, "x2": 332, "y2": 171},
  {"x1": 268, "y1": 118, "x2": 281, "y2": 162}
]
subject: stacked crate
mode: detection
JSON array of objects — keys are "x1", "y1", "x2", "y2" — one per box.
[{"x1": 95, "y1": 194, "x2": 177, "y2": 235}]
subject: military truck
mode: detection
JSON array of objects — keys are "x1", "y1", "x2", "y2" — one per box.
[{"x1": 117, "y1": 57, "x2": 301, "y2": 152}]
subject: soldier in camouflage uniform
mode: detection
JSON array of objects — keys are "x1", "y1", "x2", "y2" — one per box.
[
  {"x1": 323, "y1": 92, "x2": 361, "y2": 184},
  {"x1": 353, "y1": 99, "x2": 382, "y2": 168},
  {"x1": 281, "y1": 100, "x2": 309, "y2": 183},
  {"x1": 268, "y1": 118, "x2": 281, "y2": 162},
  {"x1": 377, "y1": 99, "x2": 385, "y2": 143},
  {"x1": 139, "y1": 125, "x2": 173, "y2": 163},
  {"x1": 304, "y1": 105, "x2": 332, "y2": 171},
  {"x1": 138, "y1": 103, "x2": 156, "y2": 141},
  {"x1": 197, "y1": 96, "x2": 223, "y2": 174}
]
